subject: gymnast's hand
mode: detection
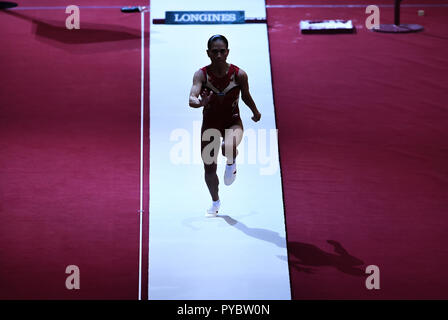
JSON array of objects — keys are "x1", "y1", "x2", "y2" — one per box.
[
  {"x1": 200, "y1": 90, "x2": 214, "y2": 108},
  {"x1": 251, "y1": 111, "x2": 261, "y2": 122}
]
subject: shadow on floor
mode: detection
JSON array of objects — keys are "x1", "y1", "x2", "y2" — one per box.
[
  {"x1": 218, "y1": 214, "x2": 365, "y2": 277},
  {"x1": 2, "y1": 9, "x2": 150, "y2": 53}
]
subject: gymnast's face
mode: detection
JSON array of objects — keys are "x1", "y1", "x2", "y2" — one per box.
[{"x1": 207, "y1": 40, "x2": 229, "y2": 64}]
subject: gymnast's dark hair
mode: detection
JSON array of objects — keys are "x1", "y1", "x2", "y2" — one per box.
[{"x1": 207, "y1": 34, "x2": 228, "y2": 49}]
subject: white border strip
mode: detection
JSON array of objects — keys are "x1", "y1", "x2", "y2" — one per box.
[{"x1": 148, "y1": 0, "x2": 151, "y2": 301}]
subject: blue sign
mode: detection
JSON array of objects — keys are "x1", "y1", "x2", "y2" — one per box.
[{"x1": 165, "y1": 11, "x2": 245, "y2": 24}]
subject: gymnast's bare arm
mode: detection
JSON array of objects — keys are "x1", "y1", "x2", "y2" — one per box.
[
  {"x1": 189, "y1": 69, "x2": 213, "y2": 108},
  {"x1": 237, "y1": 69, "x2": 261, "y2": 122}
]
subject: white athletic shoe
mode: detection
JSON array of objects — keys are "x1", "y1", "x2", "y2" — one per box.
[
  {"x1": 224, "y1": 163, "x2": 237, "y2": 186},
  {"x1": 205, "y1": 200, "x2": 220, "y2": 217}
]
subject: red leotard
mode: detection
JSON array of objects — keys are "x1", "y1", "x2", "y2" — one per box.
[{"x1": 200, "y1": 64, "x2": 243, "y2": 136}]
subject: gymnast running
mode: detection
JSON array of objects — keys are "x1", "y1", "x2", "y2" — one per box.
[{"x1": 189, "y1": 34, "x2": 261, "y2": 217}]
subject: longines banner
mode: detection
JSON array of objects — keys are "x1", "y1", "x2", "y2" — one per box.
[{"x1": 165, "y1": 11, "x2": 245, "y2": 24}]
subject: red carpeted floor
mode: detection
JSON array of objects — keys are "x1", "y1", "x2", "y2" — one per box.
[
  {"x1": 1, "y1": 1, "x2": 447, "y2": 300},
  {"x1": 0, "y1": 1, "x2": 150, "y2": 299},
  {"x1": 267, "y1": 0, "x2": 448, "y2": 299}
]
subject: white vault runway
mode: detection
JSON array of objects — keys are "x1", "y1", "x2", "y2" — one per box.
[{"x1": 148, "y1": 0, "x2": 291, "y2": 299}]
